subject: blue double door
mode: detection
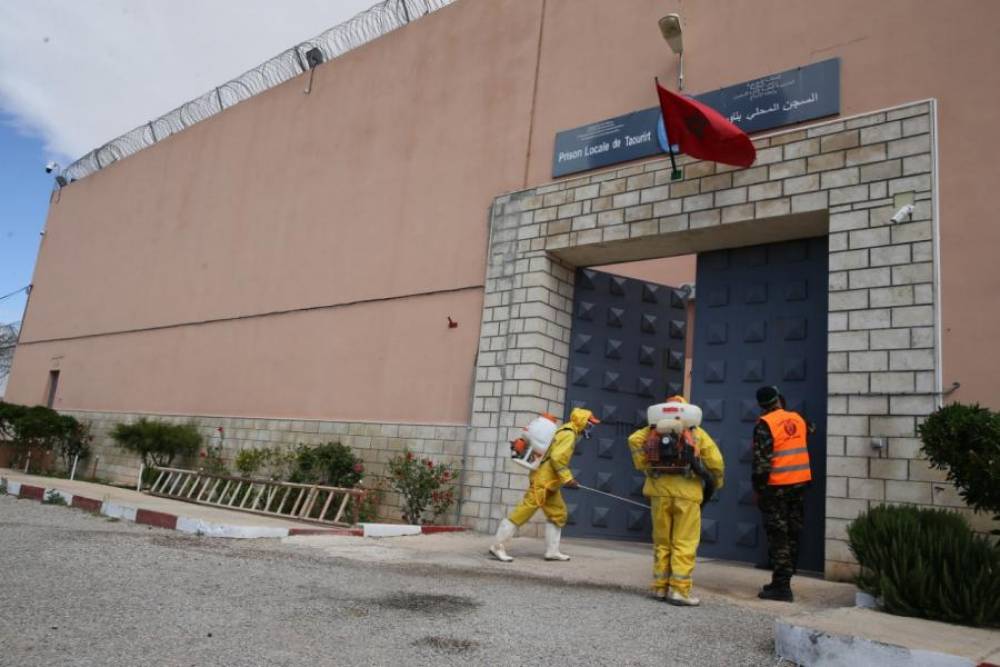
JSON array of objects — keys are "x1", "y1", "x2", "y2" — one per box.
[{"x1": 563, "y1": 237, "x2": 827, "y2": 572}]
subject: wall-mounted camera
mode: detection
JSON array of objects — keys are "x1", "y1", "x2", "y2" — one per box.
[
  {"x1": 45, "y1": 161, "x2": 68, "y2": 187},
  {"x1": 890, "y1": 204, "x2": 915, "y2": 224}
]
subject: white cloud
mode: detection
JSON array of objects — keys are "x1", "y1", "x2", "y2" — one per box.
[{"x1": 0, "y1": 0, "x2": 379, "y2": 162}]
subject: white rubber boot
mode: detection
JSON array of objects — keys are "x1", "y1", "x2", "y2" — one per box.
[
  {"x1": 544, "y1": 522, "x2": 571, "y2": 561},
  {"x1": 489, "y1": 519, "x2": 516, "y2": 562},
  {"x1": 666, "y1": 589, "x2": 701, "y2": 607}
]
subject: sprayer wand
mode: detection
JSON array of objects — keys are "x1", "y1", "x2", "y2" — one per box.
[{"x1": 573, "y1": 484, "x2": 651, "y2": 511}]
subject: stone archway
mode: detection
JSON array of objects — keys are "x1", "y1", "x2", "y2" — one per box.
[{"x1": 464, "y1": 101, "x2": 938, "y2": 578}]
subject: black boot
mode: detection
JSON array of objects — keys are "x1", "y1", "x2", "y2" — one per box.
[{"x1": 758, "y1": 584, "x2": 793, "y2": 602}]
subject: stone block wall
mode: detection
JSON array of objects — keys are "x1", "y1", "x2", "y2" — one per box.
[{"x1": 62, "y1": 409, "x2": 468, "y2": 524}]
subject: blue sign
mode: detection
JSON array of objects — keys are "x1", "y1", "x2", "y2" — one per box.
[
  {"x1": 552, "y1": 58, "x2": 840, "y2": 177},
  {"x1": 552, "y1": 107, "x2": 665, "y2": 179},
  {"x1": 698, "y1": 58, "x2": 840, "y2": 134}
]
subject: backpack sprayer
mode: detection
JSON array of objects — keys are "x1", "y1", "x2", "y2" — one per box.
[
  {"x1": 643, "y1": 400, "x2": 716, "y2": 504},
  {"x1": 509, "y1": 413, "x2": 560, "y2": 470}
]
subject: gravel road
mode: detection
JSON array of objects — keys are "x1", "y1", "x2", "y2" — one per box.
[{"x1": 0, "y1": 496, "x2": 779, "y2": 666}]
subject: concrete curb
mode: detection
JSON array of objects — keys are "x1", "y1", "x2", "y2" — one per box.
[
  {"x1": 775, "y1": 614, "x2": 1000, "y2": 667},
  {"x1": 1, "y1": 476, "x2": 465, "y2": 540},
  {"x1": 2, "y1": 479, "x2": 310, "y2": 538},
  {"x1": 358, "y1": 524, "x2": 466, "y2": 537}
]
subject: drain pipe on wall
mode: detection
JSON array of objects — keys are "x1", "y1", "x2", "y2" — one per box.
[
  {"x1": 930, "y1": 99, "x2": 946, "y2": 409},
  {"x1": 454, "y1": 201, "x2": 499, "y2": 526}
]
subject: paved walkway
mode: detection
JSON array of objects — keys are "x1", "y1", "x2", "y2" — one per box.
[
  {"x1": 284, "y1": 529, "x2": 857, "y2": 614},
  {"x1": 7, "y1": 469, "x2": 995, "y2": 665}
]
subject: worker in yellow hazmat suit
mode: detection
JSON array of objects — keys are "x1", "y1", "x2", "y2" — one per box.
[
  {"x1": 627, "y1": 396, "x2": 724, "y2": 606},
  {"x1": 490, "y1": 407, "x2": 600, "y2": 562}
]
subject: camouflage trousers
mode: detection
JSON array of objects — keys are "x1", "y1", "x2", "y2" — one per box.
[{"x1": 758, "y1": 484, "x2": 807, "y2": 587}]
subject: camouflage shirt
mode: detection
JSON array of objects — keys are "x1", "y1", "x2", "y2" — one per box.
[{"x1": 751, "y1": 419, "x2": 774, "y2": 494}]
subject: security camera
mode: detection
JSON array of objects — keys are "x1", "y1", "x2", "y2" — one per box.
[
  {"x1": 890, "y1": 204, "x2": 915, "y2": 224},
  {"x1": 45, "y1": 161, "x2": 60, "y2": 174}
]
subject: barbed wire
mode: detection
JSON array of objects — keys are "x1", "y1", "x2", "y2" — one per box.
[
  {"x1": 0, "y1": 286, "x2": 29, "y2": 303},
  {"x1": 62, "y1": 0, "x2": 455, "y2": 183}
]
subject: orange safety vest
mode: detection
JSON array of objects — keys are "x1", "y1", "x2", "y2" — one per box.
[{"x1": 760, "y1": 409, "x2": 811, "y2": 486}]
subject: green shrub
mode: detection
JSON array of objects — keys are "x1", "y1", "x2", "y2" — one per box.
[
  {"x1": 919, "y1": 403, "x2": 1000, "y2": 531},
  {"x1": 387, "y1": 450, "x2": 456, "y2": 525},
  {"x1": 43, "y1": 489, "x2": 68, "y2": 506},
  {"x1": 110, "y1": 418, "x2": 201, "y2": 468},
  {"x1": 235, "y1": 447, "x2": 271, "y2": 477},
  {"x1": 1, "y1": 403, "x2": 81, "y2": 472},
  {"x1": 848, "y1": 504, "x2": 1000, "y2": 628},
  {"x1": 289, "y1": 442, "x2": 364, "y2": 488},
  {"x1": 55, "y1": 418, "x2": 93, "y2": 473},
  {"x1": 0, "y1": 401, "x2": 26, "y2": 441},
  {"x1": 233, "y1": 446, "x2": 301, "y2": 481}
]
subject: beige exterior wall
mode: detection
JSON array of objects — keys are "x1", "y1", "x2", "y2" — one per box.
[
  {"x1": 9, "y1": 0, "x2": 544, "y2": 424},
  {"x1": 592, "y1": 256, "x2": 696, "y2": 289},
  {"x1": 10, "y1": 0, "x2": 1000, "y2": 419},
  {"x1": 11, "y1": 289, "x2": 482, "y2": 423}
]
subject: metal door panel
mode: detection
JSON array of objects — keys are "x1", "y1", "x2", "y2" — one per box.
[
  {"x1": 562, "y1": 268, "x2": 688, "y2": 541},
  {"x1": 691, "y1": 237, "x2": 828, "y2": 571}
]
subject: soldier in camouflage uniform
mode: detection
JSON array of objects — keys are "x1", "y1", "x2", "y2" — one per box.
[{"x1": 752, "y1": 386, "x2": 811, "y2": 602}]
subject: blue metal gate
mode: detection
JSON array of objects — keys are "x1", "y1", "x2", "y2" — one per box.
[
  {"x1": 562, "y1": 268, "x2": 688, "y2": 540},
  {"x1": 690, "y1": 237, "x2": 828, "y2": 572}
]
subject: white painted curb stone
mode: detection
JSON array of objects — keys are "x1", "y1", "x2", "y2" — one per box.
[
  {"x1": 101, "y1": 501, "x2": 138, "y2": 522},
  {"x1": 774, "y1": 619, "x2": 976, "y2": 667},
  {"x1": 361, "y1": 523, "x2": 422, "y2": 538},
  {"x1": 175, "y1": 516, "x2": 289, "y2": 539}
]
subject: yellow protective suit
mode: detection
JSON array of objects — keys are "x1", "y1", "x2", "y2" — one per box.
[
  {"x1": 508, "y1": 408, "x2": 595, "y2": 528},
  {"x1": 627, "y1": 422, "x2": 725, "y2": 596}
]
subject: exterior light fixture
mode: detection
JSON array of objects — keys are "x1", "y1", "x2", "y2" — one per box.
[{"x1": 658, "y1": 13, "x2": 684, "y2": 90}]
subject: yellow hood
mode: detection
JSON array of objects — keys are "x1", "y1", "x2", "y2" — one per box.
[{"x1": 566, "y1": 407, "x2": 599, "y2": 433}]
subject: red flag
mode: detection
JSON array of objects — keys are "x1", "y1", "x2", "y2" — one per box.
[{"x1": 656, "y1": 79, "x2": 756, "y2": 168}]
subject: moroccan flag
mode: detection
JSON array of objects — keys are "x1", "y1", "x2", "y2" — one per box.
[{"x1": 655, "y1": 79, "x2": 756, "y2": 168}]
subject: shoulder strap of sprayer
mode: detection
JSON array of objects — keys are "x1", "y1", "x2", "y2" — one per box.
[{"x1": 539, "y1": 425, "x2": 575, "y2": 464}]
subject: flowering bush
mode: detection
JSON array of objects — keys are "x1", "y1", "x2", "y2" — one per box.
[
  {"x1": 199, "y1": 427, "x2": 228, "y2": 475},
  {"x1": 353, "y1": 476, "x2": 389, "y2": 523},
  {"x1": 387, "y1": 449, "x2": 456, "y2": 525}
]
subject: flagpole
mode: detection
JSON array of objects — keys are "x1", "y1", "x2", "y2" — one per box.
[{"x1": 655, "y1": 77, "x2": 683, "y2": 181}]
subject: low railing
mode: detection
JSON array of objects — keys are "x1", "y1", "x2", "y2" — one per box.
[{"x1": 146, "y1": 466, "x2": 364, "y2": 526}]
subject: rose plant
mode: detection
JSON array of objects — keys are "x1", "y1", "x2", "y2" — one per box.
[{"x1": 387, "y1": 449, "x2": 456, "y2": 525}]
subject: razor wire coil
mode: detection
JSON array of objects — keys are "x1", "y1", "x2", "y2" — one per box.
[{"x1": 62, "y1": 0, "x2": 454, "y2": 183}]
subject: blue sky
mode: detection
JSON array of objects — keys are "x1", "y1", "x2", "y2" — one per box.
[
  {"x1": 0, "y1": 0, "x2": 377, "y2": 327},
  {"x1": 0, "y1": 114, "x2": 52, "y2": 324}
]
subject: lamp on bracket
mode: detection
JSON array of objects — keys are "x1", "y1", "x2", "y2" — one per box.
[{"x1": 658, "y1": 13, "x2": 684, "y2": 91}]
